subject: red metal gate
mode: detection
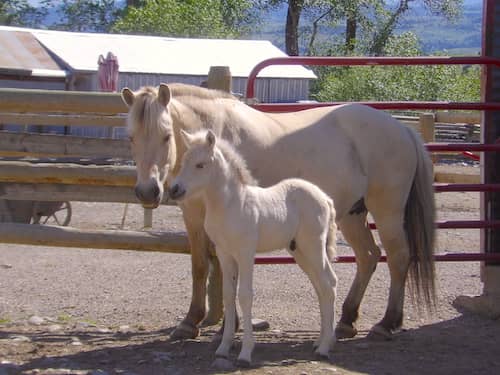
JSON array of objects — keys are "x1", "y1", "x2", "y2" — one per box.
[{"x1": 244, "y1": 56, "x2": 500, "y2": 264}]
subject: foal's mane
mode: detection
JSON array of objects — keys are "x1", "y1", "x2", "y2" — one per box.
[{"x1": 191, "y1": 132, "x2": 257, "y2": 186}]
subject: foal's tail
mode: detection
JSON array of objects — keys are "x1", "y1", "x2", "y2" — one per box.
[
  {"x1": 325, "y1": 198, "x2": 337, "y2": 263},
  {"x1": 405, "y1": 128, "x2": 437, "y2": 310}
]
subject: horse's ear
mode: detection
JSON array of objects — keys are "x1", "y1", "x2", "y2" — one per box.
[
  {"x1": 206, "y1": 130, "x2": 216, "y2": 148},
  {"x1": 158, "y1": 83, "x2": 171, "y2": 107},
  {"x1": 121, "y1": 88, "x2": 135, "y2": 107},
  {"x1": 180, "y1": 129, "x2": 194, "y2": 147}
]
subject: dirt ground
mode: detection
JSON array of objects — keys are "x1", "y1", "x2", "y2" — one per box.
[{"x1": 1, "y1": 163, "x2": 500, "y2": 375}]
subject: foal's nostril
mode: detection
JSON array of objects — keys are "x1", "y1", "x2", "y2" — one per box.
[{"x1": 169, "y1": 184, "x2": 179, "y2": 198}]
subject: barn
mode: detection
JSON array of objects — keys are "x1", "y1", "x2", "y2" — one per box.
[
  {"x1": 0, "y1": 25, "x2": 316, "y2": 137},
  {"x1": 0, "y1": 25, "x2": 315, "y2": 103}
]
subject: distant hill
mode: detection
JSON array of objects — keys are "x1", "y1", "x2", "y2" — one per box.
[{"x1": 252, "y1": 0, "x2": 482, "y2": 55}]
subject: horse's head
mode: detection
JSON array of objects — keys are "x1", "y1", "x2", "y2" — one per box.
[
  {"x1": 122, "y1": 84, "x2": 177, "y2": 208},
  {"x1": 168, "y1": 130, "x2": 217, "y2": 202}
]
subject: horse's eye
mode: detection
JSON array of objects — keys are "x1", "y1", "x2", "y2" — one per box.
[
  {"x1": 195, "y1": 162, "x2": 205, "y2": 169},
  {"x1": 164, "y1": 134, "x2": 171, "y2": 143},
  {"x1": 128, "y1": 136, "x2": 134, "y2": 144}
]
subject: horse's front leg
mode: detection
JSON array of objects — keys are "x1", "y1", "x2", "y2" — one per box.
[
  {"x1": 171, "y1": 200, "x2": 212, "y2": 339},
  {"x1": 214, "y1": 251, "x2": 238, "y2": 360},
  {"x1": 205, "y1": 249, "x2": 224, "y2": 326}
]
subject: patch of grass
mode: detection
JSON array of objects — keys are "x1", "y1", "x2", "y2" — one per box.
[
  {"x1": 57, "y1": 313, "x2": 72, "y2": 323},
  {"x1": 0, "y1": 317, "x2": 11, "y2": 324},
  {"x1": 81, "y1": 317, "x2": 98, "y2": 326}
]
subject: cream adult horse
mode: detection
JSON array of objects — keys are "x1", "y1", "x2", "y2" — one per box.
[
  {"x1": 169, "y1": 129, "x2": 338, "y2": 365},
  {"x1": 121, "y1": 83, "x2": 436, "y2": 341}
]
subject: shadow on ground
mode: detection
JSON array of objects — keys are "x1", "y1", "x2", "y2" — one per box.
[{"x1": 1, "y1": 312, "x2": 500, "y2": 375}]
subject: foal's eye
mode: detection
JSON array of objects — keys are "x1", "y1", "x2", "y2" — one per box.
[
  {"x1": 195, "y1": 162, "x2": 205, "y2": 169},
  {"x1": 163, "y1": 134, "x2": 171, "y2": 143}
]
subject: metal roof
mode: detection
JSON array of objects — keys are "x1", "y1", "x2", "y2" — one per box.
[
  {"x1": 0, "y1": 29, "x2": 66, "y2": 78},
  {"x1": 0, "y1": 26, "x2": 315, "y2": 79}
]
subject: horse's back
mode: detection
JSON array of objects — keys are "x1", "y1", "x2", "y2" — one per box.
[{"x1": 259, "y1": 103, "x2": 421, "y2": 215}]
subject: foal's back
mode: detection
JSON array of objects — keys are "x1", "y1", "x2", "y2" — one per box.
[{"x1": 244, "y1": 178, "x2": 333, "y2": 253}]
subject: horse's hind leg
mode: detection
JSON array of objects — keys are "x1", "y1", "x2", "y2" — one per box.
[
  {"x1": 336, "y1": 212, "x2": 381, "y2": 339},
  {"x1": 368, "y1": 212, "x2": 410, "y2": 340}
]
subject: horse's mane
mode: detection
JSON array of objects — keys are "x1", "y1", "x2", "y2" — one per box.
[
  {"x1": 190, "y1": 131, "x2": 258, "y2": 186},
  {"x1": 127, "y1": 83, "x2": 238, "y2": 136},
  {"x1": 127, "y1": 86, "x2": 168, "y2": 136},
  {"x1": 168, "y1": 83, "x2": 236, "y2": 100}
]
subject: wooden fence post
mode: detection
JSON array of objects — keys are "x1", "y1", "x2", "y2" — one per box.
[
  {"x1": 419, "y1": 112, "x2": 435, "y2": 143},
  {"x1": 207, "y1": 66, "x2": 232, "y2": 93},
  {"x1": 143, "y1": 208, "x2": 153, "y2": 229}
]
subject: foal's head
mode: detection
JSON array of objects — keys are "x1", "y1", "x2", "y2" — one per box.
[
  {"x1": 169, "y1": 130, "x2": 256, "y2": 201},
  {"x1": 121, "y1": 84, "x2": 176, "y2": 208}
]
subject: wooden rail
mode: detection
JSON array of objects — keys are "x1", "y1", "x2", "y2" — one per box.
[
  {"x1": 0, "y1": 88, "x2": 126, "y2": 114},
  {"x1": 0, "y1": 81, "x2": 481, "y2": 252},
  {"x1": 0, "y1": 222, "x2": 189, "y2": 253}
]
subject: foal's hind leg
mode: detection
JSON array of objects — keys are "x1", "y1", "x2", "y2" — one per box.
[
  {"x1": 336, "y1": 212, "x2": 381, "y2": 339},
  {"x1": 293, "y1": 239, "x2": 337, "y2": 358}
]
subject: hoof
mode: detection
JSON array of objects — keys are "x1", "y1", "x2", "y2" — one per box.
[
  {"x1": 211, "y1": 357, "x2": 235, "y2": 371},
  {"x1": 313, "y1": 350, "x2": 332, "y2": 362},
  {"x1": 236, "y1": 358, "x2": 252, "y2": 368},
  {"x1": 335, "y1": 322, "x2": 357, "y2": 339},
  {"x1": 201, "y1": 314, "x2": 222, "y2": 327},
  {"x1": 170, "y1": 322, "x2": 199, "y2": 340},
  {"x1": 211, "y1": 332, "x2": 222, "y2": 344},
  {"x1": 367, "y1": 325, "x2": 393, "y2": 341}
]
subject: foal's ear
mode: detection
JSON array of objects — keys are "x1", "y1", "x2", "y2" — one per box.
[
  {"x1": 180, "y1": 129, "x2": 195, "y2": 147},
  {"x1": 121, "y1": 88, "x2": 135, "y2": 107},
  {"x1": 206, "y1": 130, "x2": 216, "y2": 148},
  {"x1": 158, "y1": 83, "x2": 171, "y2": 107}
]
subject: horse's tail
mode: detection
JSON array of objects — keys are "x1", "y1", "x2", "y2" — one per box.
[
  {"x1": 405, "y1": 128, "x2": 437, "y2": 310},
  {"x1": 325, "y1": 198, "x2": 337, "y2": 263}
]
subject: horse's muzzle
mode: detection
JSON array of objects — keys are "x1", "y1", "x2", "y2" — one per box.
[
  {"x1": 134, "y1": 184, "x2": 161, "y2": 208},
  {"x1": 168, "y1": 184, "x2": 186, "y2": 200}
]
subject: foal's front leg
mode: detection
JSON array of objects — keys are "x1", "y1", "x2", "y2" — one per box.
[
  {"x1": 215, "y1": 251, "x2": 238, "y2": 360},
  {"x1": 236, "y1": 249, "x2": 256, "y2": 366}
]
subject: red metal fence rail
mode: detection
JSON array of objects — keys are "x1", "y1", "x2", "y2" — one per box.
[{"x1": 245, "y1": 56, "x2": 500, "y2": 264}]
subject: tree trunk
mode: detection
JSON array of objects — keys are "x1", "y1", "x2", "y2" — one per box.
[
  {"x1": 369, "y1": 0, "x2": 410, "y2": 55},
  {"x1": 307, "y1": 6, "x2": 335, "y2": 56},
  {"x1": 345, "y1": 14, "x2": 357, "y2": 54},
  {"x1": 286, "y1": 0, "x2": 304, "y2": 56}
]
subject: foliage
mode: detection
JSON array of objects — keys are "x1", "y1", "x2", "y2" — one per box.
[
  {"x1": 50, "y1": 0, "x2": 122, "y2": 32},
  {"x1": 257, "y1": 0, "x2": 464, "y2": 56},
  {"x1": 311, "y1": 32, "x2": 480, "y2": 103},
  {"x1": 0, "y1": 0, "x2": 47, "y2": 27},
  {"x1": 112, "y1": 0, "x2": 256, "y2": 38}
]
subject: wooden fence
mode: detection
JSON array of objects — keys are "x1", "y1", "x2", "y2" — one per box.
[
  {"x1": 0, "y1": 87, "x2": 190, "y2": 253},
  {"x1": 0, "y1": 83, "x2": 480, "y2": 252}
]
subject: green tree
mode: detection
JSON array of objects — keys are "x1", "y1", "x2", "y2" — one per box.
[
  {"x1": 112, "y1": 0, "x2": 256, "y2": 38},
  {"x1": 0, "y1": 0, "x2": 47, "y2": 27},
  {"x1": 265, "y1": 0, "x2": 463, "y2": 56},
  {"x1": 51, "y1": 0, "x2": 121, "y2": 32},
  {"x1": 312, "y1": 32, "x2": 480, "y2": 103}
]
